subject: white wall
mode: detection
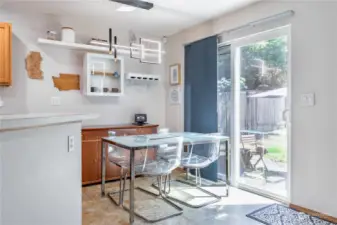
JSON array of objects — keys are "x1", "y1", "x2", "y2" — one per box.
[
  {"x1": 0, "y1": 122, "x2": 82, "y2": 225},
  {"x1": 0, "y1": 10, "x2": 166, "y2": 127},
  {"x1": 166, "y1": 1, "x2": 337, "y2": 218}
]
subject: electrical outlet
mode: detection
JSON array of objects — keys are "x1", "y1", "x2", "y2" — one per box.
[
  {"x1": 51, "y1": 97, "x2": 61, "y2": 106},
  {"x1": 68, "y1": 136, "x2": 75, "y2": 152}
]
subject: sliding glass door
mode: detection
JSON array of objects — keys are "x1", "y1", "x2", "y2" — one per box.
[
  {"x1": 222, "y1": 26, "x2": 291, "y2": 201},
  {"x1": 217, "y1": 45, "x2": 231, "y2": 181}
]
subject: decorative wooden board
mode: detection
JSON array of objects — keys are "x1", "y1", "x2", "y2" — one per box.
[
  {"x1": 52, "y1": 73, "x2": 80, "y2": 91},
  {"x1": 25, "y1": 51, "x2": 43, "y2": 79}
]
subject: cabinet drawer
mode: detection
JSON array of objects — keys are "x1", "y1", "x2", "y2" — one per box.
[
  {"x1": 138, "y1": 127, "x2": 156, "y2": 134},
  {"x1": 114, "y1": 128, "x2": 138, "y2": 136},
  {"x1": 82, "y1": 130, "x2": 109, "y2": 141},
  {"x1": 114, "y1": 127, "x2": 157, "y2": 136}
]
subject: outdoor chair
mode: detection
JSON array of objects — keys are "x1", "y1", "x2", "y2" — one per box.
[{"x1": 240, "y1": 134, "x2": 268, "y2": 179}]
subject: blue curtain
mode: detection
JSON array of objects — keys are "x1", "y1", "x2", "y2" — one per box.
[{"x1": 184, "y1": 36, "x2": 218, "y2": 181}]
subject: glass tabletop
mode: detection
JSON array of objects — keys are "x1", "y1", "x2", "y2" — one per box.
[
  {"x1": 102, "y1": 132, "x2": 229, "y2": 150},
  {"x1": 240, "y1": 130, "x2": 274, "y2": 135}
]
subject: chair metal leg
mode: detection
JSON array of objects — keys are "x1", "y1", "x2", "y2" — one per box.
[
  {"x1": 197, "y1": 168, "x2": 202, "y2": 186},
  {"x1": 119, "y1": 168, "x2": 123, "y2": 205},
  {"x1": 253, "y1": 156, "x2": 263, "y2": 169},
  {"x1": 253, "y1": 153, "x2": 268, "y2": 180},
  {"x1": 157, "y1": 176, "x2": 161, "y2": 192},
  {"x1": 151, "y1": 171, "x2": 222, "y2": 209},
  {"x1": 121, "y1": 169, "x2": 127, "y2": 204},
  {"x1": 165, "y1": 179, "x2": 222, "y2": 209},
  {"x1": 163, "y1": 174, "x2": 171, "y2": 194},
  {"x1": 167, "y1": 174, "x2": 171, "y2": 194},
  {"x1": 108, "y1": 167, "x2": 129, "y2": 207},
  {"x1": 164, "y1": 175, "x2": 168, "y2": 193},
  {"x1": 186, "y1": 168, "x2": 190, "y2": 180},
  {"x1": 135, "y1": 175, "x2": 183, "y2": 223}
]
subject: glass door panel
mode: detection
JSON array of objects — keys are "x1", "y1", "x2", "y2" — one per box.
[
  {"x1": 217, "y1": 45, "x2": 231, "y2": 181},
  {"x1": 232, "y1": 27, "x2": 290, "y2": 200}
]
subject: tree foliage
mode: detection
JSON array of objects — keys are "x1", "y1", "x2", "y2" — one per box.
[
  {"x1": 217, "y1": 36, "x2": 288, "y2": 93},
  {"x1": 241, "y1": 36, "x2": 288, "y2": 90}
]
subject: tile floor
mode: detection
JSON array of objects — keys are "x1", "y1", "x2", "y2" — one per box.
[{"x1": 82, "y1": 175, "x2": 275, "y2": 225}]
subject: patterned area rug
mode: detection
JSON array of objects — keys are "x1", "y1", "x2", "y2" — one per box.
[{"x1": 247, "y1": 204, "x2": 337, "y2": 225}]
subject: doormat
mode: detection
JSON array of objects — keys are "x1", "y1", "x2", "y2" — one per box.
[{"x1": 247, "y1": 204, "x2": 337, "y2": 225}]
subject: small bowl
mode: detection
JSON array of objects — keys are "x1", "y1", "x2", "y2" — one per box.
[
  {"x1": 91, "y1": 87, "x2": 99, "y2": 92},
  {"x1": 103, "y1": 87, "x2": 109, "y2": 93}
]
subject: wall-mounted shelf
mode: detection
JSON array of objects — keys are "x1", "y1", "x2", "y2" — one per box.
[
  {"x1": 83, "y1": 53, "x2": 124, "y2": 97},
  {"x1": 37, "y1": 38, "x2": 165, "y2": 57},
  {"x1": 127, "y1": 73, "x2": 160, "y2": 81},
  {"x1": 86, "y1": 92, "x2": 122, "y2": 97}
]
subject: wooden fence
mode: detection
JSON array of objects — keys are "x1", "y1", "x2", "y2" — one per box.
[{"x1": 218, "y1": 92, "x2": 286, "y2": 135}]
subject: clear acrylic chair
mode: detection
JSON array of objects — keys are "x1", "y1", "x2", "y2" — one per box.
[
  {"x1": 107, "y1": 134, "x2": 184, "y2": 223},
  {"x1": 183, "y1": 137, "x2": 221, "y2": 184},
  {"x1": 169, "y1": 137, "x2": 223, "y2": 208}
]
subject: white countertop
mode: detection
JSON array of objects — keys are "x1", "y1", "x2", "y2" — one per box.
[{"x1": 0, "y1": 113, "x2": 99, "y2": 131}]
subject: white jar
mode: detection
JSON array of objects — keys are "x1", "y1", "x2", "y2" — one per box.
[{"x1": 61, "y1": 27, "x2": 75, "y2": 43}]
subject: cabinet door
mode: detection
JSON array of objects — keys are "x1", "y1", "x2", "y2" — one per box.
[
  {"x1": 82, "y1": 140, "x2": 101, "y2": 185},
  {"x1": 0, "y1": 23, "x2": 12, "y2": 86},
  {"x1": 103, "y1": 139, "x2": 121, "y2": 180}
]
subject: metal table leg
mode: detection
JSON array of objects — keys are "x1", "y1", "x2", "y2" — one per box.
[
  {"x1": 225, "y1": 140, "x2": 230, "y2": 196},
  {"x1": 101, "y1": 140, "x2": 106, "y2": 197},
  {"x1": 129, "y1": 149, "x2": 135, "y2": 224}
]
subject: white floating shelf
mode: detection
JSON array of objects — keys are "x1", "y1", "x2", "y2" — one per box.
[
  {"x1": 37, "y1": 38, "x2": 165, "y2": 57},
  {"x1": 86, "y1": 92, "x2": 123, "y2": 97},
  {"x1": 126, "y1": 73, "x2": 160, "y2": 81}
]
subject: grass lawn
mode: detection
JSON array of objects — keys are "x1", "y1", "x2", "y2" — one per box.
[{"x1": 265, "y1": 146, "x2": 287, "y2": 162}]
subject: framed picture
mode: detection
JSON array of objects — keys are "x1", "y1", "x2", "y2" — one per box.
[
  {"x1": 169, "y1": 86, "x2": 181, "y2": 105},
  {"x1": 169, "y1": 64, "x2": 181, "y2": 85}
]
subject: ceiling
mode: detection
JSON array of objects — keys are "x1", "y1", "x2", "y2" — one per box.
[{"x1": 2, "y1": 0, "x2": 259, "y2": 36}]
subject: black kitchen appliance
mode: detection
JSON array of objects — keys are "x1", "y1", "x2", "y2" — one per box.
[{"x1": 133, "y1": 114, "x2": 147, "y2": 126}]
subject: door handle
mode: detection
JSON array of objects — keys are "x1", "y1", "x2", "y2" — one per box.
[{"x1": 282, "y1": 109, "x2": 290, "y2": 122}]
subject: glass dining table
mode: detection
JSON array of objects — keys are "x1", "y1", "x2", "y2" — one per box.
[{"x1": 100, "y1": 132, "x2": 230, "y2": 224}]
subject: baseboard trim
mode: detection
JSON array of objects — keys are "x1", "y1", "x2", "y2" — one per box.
[{"x1": 290, "y1": 204, "x2": 337, "y2": 223}]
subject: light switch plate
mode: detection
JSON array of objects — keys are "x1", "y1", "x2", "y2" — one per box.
[
  {"x1": 51, "y1": 97, "x2": 61, "y2": 106},
  {"x1": 0, "y1": 96, "x2": 3, "y2": 107},
  {"x1": 300, "y1": 93, "x2": 315, "y2": 107},
  {"x1": 68, "y1": 136, "x2": 75, "y2": 152}
]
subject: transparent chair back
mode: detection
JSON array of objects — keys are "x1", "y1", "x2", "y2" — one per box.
[
  {"x1": 135, "y1": 136, "x2": 184, "y2": 176},
  {"x1": 107, "y1": 131, "x2": 130, "y2": 167},
  {"x1": 181, "y1": 138, "x2": 221, "y2": 169}
]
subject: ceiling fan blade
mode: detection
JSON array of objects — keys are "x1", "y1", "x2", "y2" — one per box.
[{"x1": 110, "y1": 0, "x2": 154, "y2": 10}]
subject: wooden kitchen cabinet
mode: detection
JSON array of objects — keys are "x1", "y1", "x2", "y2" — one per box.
[
  {"x1": 82, "y1": 140, "x2": 101, "y2": 184},
  {"x1": 81, "y1": 124, "x2": 158, "y2": 185},
  {"x1": 0, "y1": 23, "x2": 12, "y2": 86}
]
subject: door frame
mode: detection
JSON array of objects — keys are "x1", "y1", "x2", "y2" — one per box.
[{"x1": 226, "y1": 25, "x2": 292, "y2": 202}]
